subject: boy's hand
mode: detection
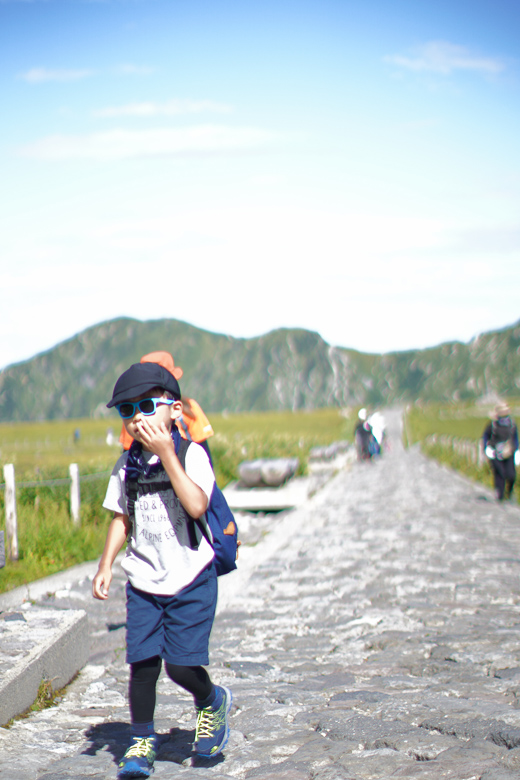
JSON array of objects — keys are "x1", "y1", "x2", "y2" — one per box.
[
  {"x1": 135, "y1": 418, "x2": 176, "y2": 460},
  {"x1": 92, "y1": 567, "x2": 112, "y2": 600}
]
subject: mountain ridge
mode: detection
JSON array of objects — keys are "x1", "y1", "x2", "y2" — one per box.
[{"x1": 0, "y1": 316, "x2": 519, "y2": 422}]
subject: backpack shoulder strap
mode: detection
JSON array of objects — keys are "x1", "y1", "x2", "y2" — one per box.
[
  {"x1": 177, "y1": 415, "x2": 193, "y2": 442},
  {"x1": 176, "y1": 436, "x2": 191, "y2": 466},
  {"x1": 175, "y1": 438, "x2": 216, "y2": 548},
  {"x1": 174, "y1": 437, "x2": 203, "y2": 550}
]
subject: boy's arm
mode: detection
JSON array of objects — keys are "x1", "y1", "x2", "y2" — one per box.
[
  {"x1": 92, "y1": 512, "x2": 130, "y2": 600},
  {"x1": 161, "y1": 448, "x2": 209, "y2": 517},
  {"x1": 135, "y1": 418, "x2": 209, "y2": 518}
]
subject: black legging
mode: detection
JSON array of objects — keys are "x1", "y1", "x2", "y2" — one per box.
[
  {"x1": 129, "y1": 656, "x2": 213, "y2": 724},
  {"x1": 491, "y1": 457, "x2": 516, "y2": 500}
]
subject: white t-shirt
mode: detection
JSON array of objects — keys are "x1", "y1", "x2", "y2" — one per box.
[{"x1": 103, "y1": 443, "x2": 215, "y2": 596}]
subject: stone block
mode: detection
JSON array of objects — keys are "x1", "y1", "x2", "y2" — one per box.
[{"x1": 0, "y1": 606, "x2": 88, "y2": 726}]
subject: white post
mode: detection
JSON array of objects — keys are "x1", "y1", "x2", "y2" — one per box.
[
  {"x1": 3, "y1": 464, "x2": 18, "y2": 561},
  {"x1": 69, "y1": 463, "x2": 81, "y2": 526}
]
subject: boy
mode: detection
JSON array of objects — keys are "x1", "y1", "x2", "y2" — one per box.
[
  {"x1": 118, "y1": 351, "x2": 215, "y2": 463},
  {"x1": 92, "y1": 362, "x2": 232, "y2": 779}
]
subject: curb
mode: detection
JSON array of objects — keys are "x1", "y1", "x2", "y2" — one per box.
[
  {"x1": 0, "y1": 556, "x2": 119, "y2": 726},
  {"x1": 0, "y1": 607, "x2": 89, "y2": 726},
  {"x1": 0, "y1": 555, "x2": 123, "y2": 612}
]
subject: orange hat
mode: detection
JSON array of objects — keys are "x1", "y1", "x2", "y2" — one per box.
[{"x1": 140, "y1": 351, "x2": 183, "y2": 380}]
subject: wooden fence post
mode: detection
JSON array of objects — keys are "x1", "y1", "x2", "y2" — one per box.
[
  {"x1": 69, "y1": 463, "x2": 80, "y2": 526},
  {"x1": 3, "y1": 463, "x2": 19, "y2": 561}
]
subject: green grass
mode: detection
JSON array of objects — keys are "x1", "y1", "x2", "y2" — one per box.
[
  {"x1": 209, "y1": 407, "x2": 352, "y2": 486},
  {"x1": 404, "y1": 402, "x2": 494, "y2": 444},
  {"x1": 404, "y1": 400, "x2": 519, "y2": 498},
  {"x1": 0, "y1": 408, "x2": 352, "y2": 593},
  {"x1": 0, "y1": 418, "x2": 119, "y2": 476},
  {"x1": 3, "y1": 677, "x2": 70, "y2": 728}
]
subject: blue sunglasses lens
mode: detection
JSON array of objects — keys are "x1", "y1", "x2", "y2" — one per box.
[
  {"x1": 117, "y1": 398, "x2": 172, "y2": 418},
  {"x1": 117, "y1": 403, "x2": 136, "y2": 418},
  {"x1": 136, "y1": 399, "x2": 156, "y2": 415}
]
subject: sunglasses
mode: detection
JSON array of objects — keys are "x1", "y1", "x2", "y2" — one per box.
[{"x1": 116, "y1": 397, "x2": 174, "y2": 419}]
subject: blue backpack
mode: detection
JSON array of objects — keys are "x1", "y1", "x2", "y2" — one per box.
[{"x1": 176, "y1": 438, "x2": 238, "y2": 577}]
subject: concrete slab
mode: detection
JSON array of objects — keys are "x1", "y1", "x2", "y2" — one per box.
[
  {"x1": 223, "y1": 450, "x2": 355, "y2": 512},
  {"x1": 0, "y1": 560, "x2": 100, "y2": 727},
  {"x1": 0, "y1": 558, "x2": 100, "y2": 612},
  {"x1": 223, "y1": 476, "x2": 311, "y2": 511},
  {"x1": 0, "y1": 604, "x2": 88, "y2": 726}
]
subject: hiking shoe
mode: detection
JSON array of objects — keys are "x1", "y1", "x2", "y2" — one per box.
[
  {"x1": 117, "y1": 734, "x2": 159, "y2": 778},
  {"x1": 194, "y1": 686, "x2": 232, "y2": 757}
]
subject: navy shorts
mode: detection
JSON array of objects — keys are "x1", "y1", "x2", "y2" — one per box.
[{"x1": 125, "y1": 564, "x2": 217, "y2": 666}]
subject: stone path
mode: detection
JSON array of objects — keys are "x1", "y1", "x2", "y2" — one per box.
[{"x1": 2, "y1": 409, "x2": 520, "y2": 779}]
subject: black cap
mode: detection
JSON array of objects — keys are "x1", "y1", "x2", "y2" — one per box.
[{"x1": 107, "y1": 363, "x2": 181, "y2": 408}]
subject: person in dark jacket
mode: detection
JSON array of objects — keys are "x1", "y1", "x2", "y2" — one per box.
[
  {"x1": 354, "y1": 408, "x2": 377, "y2": 461},
  {"x1": 482, "y1": 402, "x2": 519, "y2": 501}
]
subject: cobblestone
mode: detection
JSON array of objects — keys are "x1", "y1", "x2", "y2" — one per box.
[{"x1": 1, "y1": 409, "x2": 520, "y2": 779}]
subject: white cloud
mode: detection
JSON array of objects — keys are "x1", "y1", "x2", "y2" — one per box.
[
  {"x1": 78, "y1": 206, "x2": 445, "y2": 266},
  {"x1": 1, "y1": 202, "x2": 518, "y2": 366},
  {"x1": 18, "y1": 125, "x2": 277, "y2": 160},
  {"x1": 451, "y1": 225, "x2": 520, "y2": 254},
  {"x1": 113, "y1": 63, "x2": 155, "y2": 76},
  {"x1": 385, "y1": 41, "x2": 505, "y2": 76},
  {"x1": 17, "y1": 64, "x2": 155, "y2": 84},
  {"x1": 18, "y1": 67, "x2": 95, "y2": 83},
  {"x1": 93, "y1": 99, "x2": 233, "y2": 118},
  {"x1": 249, "y1": 173, "x2": 287, "y2": 186}
]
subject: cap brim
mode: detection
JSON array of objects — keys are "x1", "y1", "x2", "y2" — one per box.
[{"x1": 107, "y1": 381, "x2": 162, "y2": 408}]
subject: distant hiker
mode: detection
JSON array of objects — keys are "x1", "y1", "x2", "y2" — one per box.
[
  {"x1": 354, "y1": 408, "x2": 376, "y2": 461},
  {"x1": 367, "y1": 411, "x2": 386, "y2": 456},
  {"x1": 93, "y1": 362, "x2": 232, "y2": 778},
  {"x1": 119, "y1": 351, "x2": 214, "y2": 463},
  {"x1": 482, "y1": 402, "x2": 519, "y2": 501}
]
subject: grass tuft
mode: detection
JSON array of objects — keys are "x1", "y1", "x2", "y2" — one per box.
[{"x1": 3, "y1": 677, "x2": 70, "y2": 728}]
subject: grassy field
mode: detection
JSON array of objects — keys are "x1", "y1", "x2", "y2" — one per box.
[
  {"x1": 405, "y1": 402, "x2": 494, "y2": 444},
  {"x1": 0, "y1": 407, "x2": 352, "y2": 593},
  {"x1": 404, "y1": 400, "x2": 519, "y2": 498},
  {"x1": 3, "y1": 400, "x2": 516, "y2": 594}
]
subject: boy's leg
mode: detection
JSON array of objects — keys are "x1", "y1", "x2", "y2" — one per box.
[
  {"x1": 164, "y1": 663, "x2": 232, "y2": 758},
  {"x1": 162, "y1": 564, "x2": 232, "y2": 757},
  {"x1": 129, "y1": 656, "x2": 162, "y2": 735},
  {"x1": 118, "y1": 656, "x2": 161, "y2": 778},
  {"x1": 119, "y1": 585, "x2": 166, "y2": 778},
  {"x1": 164, "y1": 663, "x2": 213, "y2": 701}
]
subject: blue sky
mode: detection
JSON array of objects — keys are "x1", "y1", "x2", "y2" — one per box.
[{"x1": 1, "y1": 0, "x2": 519, "y2": 369}]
